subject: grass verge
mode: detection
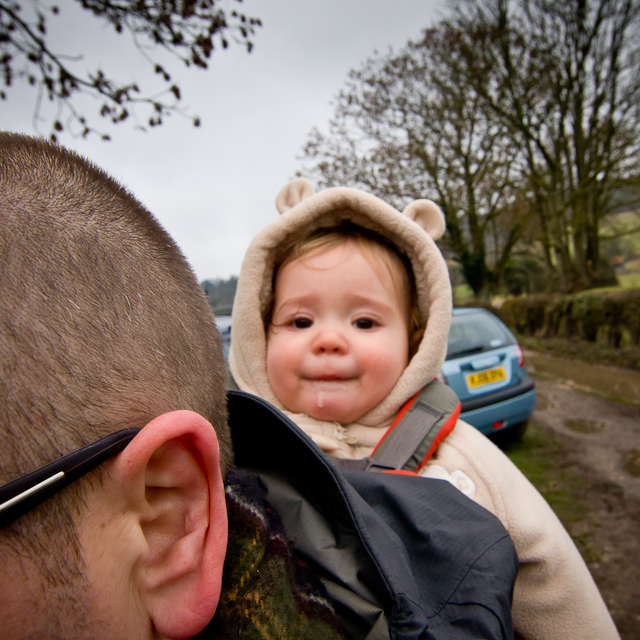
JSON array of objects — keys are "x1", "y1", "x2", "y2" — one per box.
[{"x1": 496, "y1": 421, "x2": 596, "y2": 561}]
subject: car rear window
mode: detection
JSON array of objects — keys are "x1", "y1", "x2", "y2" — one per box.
[{"x1": 446, "y1": 312, "x2": 515, "y2": 360}]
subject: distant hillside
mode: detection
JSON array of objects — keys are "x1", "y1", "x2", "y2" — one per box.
[{"x1": 201, "y1": 276, "x2": 237, "y2": 315}]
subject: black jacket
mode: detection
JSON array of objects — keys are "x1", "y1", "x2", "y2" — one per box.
[{"x1": 219, "y1": 390, "x2": 518, "y2": 640}]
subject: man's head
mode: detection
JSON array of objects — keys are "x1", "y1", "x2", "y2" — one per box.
[
  {"x1": 0, "y1": 132, "x2": 231, "y2": 638},
  {"x1": 265, "y1": 225, "x2": 422, "y2": 424}
]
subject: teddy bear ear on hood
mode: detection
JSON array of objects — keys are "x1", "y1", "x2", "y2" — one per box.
[
  {"x1": 275, "y1": 177, "x2": 316, "y2": 214},
  {"x1": 403, "y1": 199, "x2": 446, "y2": 241}
]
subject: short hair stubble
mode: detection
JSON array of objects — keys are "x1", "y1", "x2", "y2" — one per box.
[{"x1": 0, "y1": 133, "x2": 232, "y2": 574}]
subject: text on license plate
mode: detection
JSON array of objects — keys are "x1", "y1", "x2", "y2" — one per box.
[{"x1": 466, "y1": 367, "x2": 506, "y2": 388}]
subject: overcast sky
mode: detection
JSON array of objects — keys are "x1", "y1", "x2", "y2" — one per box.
[{"x1": 4, "y1": 0, "x2": 444, "y2": 281}]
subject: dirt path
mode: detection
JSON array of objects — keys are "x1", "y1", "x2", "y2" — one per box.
[{"x1": 525, "y1": 351, "x2": 640, "y2": 639}]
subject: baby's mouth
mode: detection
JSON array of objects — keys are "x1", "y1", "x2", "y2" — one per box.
[{"x1": 304, "y1": 374, "x2": 354, "y2": 383}]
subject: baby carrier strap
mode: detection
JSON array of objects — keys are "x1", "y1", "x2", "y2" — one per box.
[
  {"x1": 373, "y1": 381, "x2": 461, "y2": 472},
  {"x1": 340, "y1": 381, "x2": 461, "y2": 474}
]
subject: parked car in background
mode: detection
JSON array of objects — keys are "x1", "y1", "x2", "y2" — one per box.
[
  {"x1": 438, "y1": 307, "x2": 536, "y2": 440},
  {"x1": 215, "y1": 314, "x2": 232, "y2": 362}
]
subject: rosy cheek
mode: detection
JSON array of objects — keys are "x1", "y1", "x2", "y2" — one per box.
[
  {"x1": 266, "y1": 346, "x2": 280, "y2": 382},
  {"x1": 267, "y1": 338, "x2": 295, "y2": 380},
  {"x1": 363, "y1": 347, "x2": 393, "y2": 368}
]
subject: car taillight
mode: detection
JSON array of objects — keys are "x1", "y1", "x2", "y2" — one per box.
[
  {"x1": 515, "y1": 345, "x2": 525, "y2": 368},
  {"x1": 435, "y1": 371, "x2": 449, "y2": 385}
]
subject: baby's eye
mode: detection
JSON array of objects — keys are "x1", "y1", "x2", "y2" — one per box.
[
  {"x1": 353, "y1": 318, "x2": 376, "y2": 330},
  {"x1": 293, "y1": 318, "x2": 313, "y2": 329}
]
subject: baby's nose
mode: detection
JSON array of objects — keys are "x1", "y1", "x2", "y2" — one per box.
[{"x1": 312, "y1": 328, "x2": 348, "y2": 354}]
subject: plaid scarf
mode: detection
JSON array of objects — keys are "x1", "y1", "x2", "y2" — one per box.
[{"x1": 201, "y1": 469, "x2": 348, "y2": 640}]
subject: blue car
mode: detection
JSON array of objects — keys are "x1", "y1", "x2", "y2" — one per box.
[
  {"x1": 437, "y1": 308, "x2": 536, "y2": 440},
  {"x1": 215, "y1": 314, "x2": 232, "y2": 362}
]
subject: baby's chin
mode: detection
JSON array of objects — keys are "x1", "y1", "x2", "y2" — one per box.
[
  {"x1": 306, "y1": 406, "x2": 359, "y2": 424},
  {"x1": 301, "y1": 391, "x2": 369, "y2": 424},
  {"x1": 284, "y1": 379, "x2": 384, "y2": 424}
]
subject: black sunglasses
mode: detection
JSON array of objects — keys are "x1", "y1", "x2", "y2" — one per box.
[{"x1": 0, "y1": 428, "x2": 141, "y2": 529}]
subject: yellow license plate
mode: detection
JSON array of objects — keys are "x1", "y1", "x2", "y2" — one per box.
[{"x1": 467, "y1": 367, "x2": 506, "y2": 388}]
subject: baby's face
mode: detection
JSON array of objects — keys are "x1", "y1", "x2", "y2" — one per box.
[{"x1": 266, "y1": 242, "x2": 409, "y2": 424}]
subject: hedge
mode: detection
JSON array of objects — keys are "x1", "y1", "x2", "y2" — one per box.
[{"x1": 498, "y1": 289, "x2": 640, "y2": 347}]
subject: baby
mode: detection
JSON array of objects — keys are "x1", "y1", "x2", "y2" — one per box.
[
  {"x1": 229, "y1": 178, "x2": 620, "y2": 640},
  {"x1": 266, "y1": 225, "x2": 416, "y2": 429}
]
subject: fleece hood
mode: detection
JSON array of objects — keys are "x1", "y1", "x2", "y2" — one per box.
[{"x1": 229, "y1": 178, "x2": 452, "y2": 428}]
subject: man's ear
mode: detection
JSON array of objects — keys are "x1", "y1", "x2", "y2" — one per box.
[{"x1": 113, "y1": 410, "x2": 228, "y2": 640}]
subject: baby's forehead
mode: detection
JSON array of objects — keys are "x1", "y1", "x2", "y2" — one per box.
[
  {"x1": 274, "y1": 238, "x2": 410, "y2": 310},
  {"x1": 286, "y1": 233, "x2": 410, "y2": 280}
]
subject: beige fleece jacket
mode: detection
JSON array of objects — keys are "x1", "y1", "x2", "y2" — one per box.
[{"x1": 229, "y1": 178, "x2": 620, "y2": 640}]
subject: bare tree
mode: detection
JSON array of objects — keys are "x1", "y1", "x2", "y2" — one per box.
[
  {"x1": 453, "y1": 0, "x2": 640, "y2": 291},
  {"x1": 301, "y1": 24, "x2": 532, "y2": 297},
  {"x1": 0, "y1": 0, "x2": 261, "y2": 140}
]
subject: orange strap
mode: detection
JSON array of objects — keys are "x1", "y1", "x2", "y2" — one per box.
[{"x1": 372, "y1": 386, "x2": 460, "y2": 473}]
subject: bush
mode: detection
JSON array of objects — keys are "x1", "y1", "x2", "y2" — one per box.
[
  {"x1": 503, "y1": 256, "x2": 549, "y2": 295},
  {"x1": 500, "y1": 289, "x2": 640, "y2": 348}
]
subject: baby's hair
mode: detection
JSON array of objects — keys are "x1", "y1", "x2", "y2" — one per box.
[{"x1": 265, "y1": 222, "x2": 425, "y2": 358}]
